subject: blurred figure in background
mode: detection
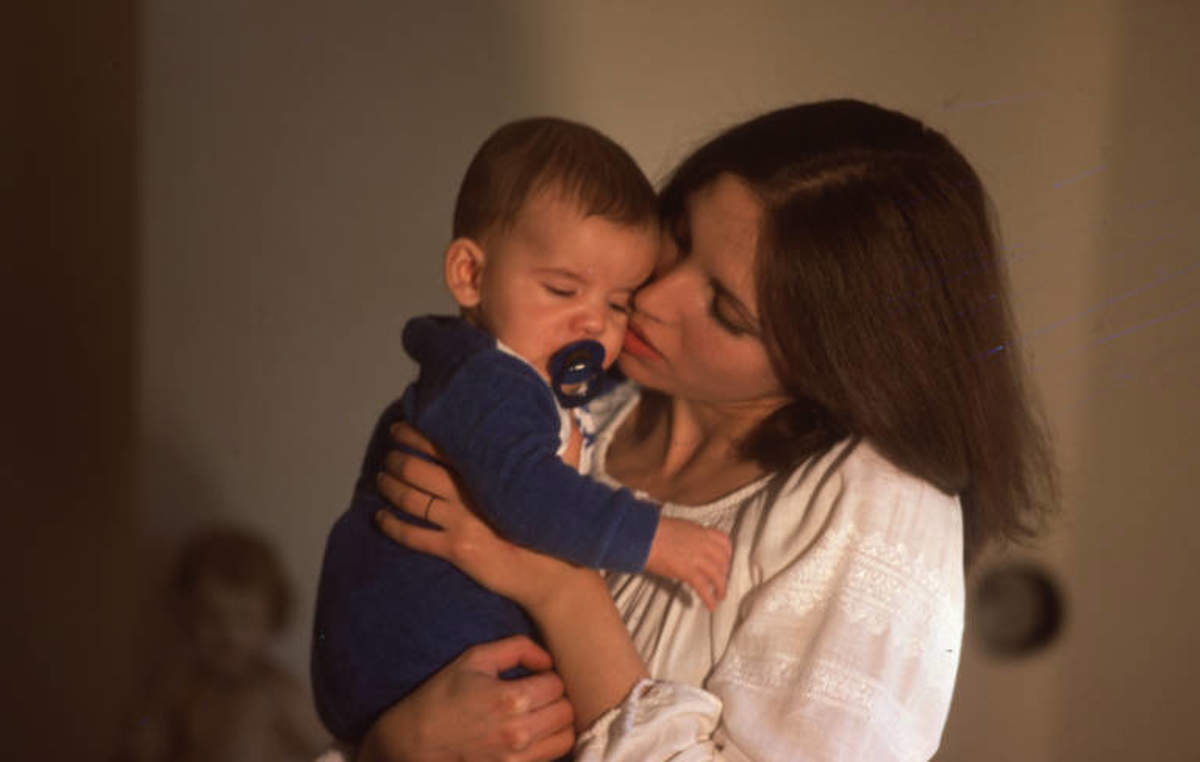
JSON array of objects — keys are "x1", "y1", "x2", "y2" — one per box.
[{"x1": 113, "y1": 525, "x2": 328, "y2": 762}]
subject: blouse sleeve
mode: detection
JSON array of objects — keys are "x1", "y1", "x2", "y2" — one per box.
[{"x1": 577, "y1": 448, "x2": 966, "y2": 761}]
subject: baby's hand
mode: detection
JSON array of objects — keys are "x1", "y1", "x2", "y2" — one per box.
[{"x1": 644, "y1": 516, "x2": 732, "y2": 611}]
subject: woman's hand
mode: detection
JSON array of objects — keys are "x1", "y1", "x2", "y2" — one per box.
[
  {"x1": 375, "y1": 423, "x2": 650, "y2": 731},
  {"x1": 374, "y1": 423, "x2": 589, "y2": 612},
  {"x1": 358, "y1": 635, "x2": 575, "y2": 762}
]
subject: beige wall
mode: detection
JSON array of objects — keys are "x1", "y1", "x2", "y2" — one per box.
[{"x1": 12, "y1": 0, "x2": 1197, "y2": 757}]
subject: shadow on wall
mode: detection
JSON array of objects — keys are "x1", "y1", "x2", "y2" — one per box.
[
  {"x1": 5, "y1": 1, "x2": 541, "y2": 757},
  {"x1": 111, "y1": 524, "x2": 330, "y2": 759},
  {"x1": 134, "y1": 0, "x2": 552, "y2": 700}
]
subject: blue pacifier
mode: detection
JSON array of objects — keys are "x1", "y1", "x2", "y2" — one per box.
[{"x1": 548, "y1": 339, "x2": 606, "y2": 408}]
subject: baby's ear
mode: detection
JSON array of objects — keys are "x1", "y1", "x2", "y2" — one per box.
[{"x1": 444, "y1": 237, "x2": 486, "y2": 309}]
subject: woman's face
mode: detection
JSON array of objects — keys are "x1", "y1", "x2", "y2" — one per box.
[{"x1": 618, "y1": 173, "x2": 788, "y2": 409}]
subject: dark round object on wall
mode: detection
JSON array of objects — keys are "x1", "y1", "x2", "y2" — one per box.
[{"x1": 971, "y1": 563, "x2": 1065, "y2": 657}]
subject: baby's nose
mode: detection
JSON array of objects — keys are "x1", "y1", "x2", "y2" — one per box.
[{"x1": 574, "y1": 305, "x2": 605, "y2": 335}]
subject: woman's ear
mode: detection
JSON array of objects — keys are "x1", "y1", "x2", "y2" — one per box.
[{"x1": 444, "y1": 237, "x2": 486, "y2": 309}]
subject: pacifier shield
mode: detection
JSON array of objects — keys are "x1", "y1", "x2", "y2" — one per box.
[{"x1": 548, "y1": 340, "x2": 605, "y2": 408}]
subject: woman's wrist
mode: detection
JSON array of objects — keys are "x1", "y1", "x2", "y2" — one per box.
[
  {"x1": 523, "y1": 568, "x2": 649, "y2": 730},
  {"x1": 520, "y1": 561, "x2": 601, "y2": 622},
  {"x1": 357, "y1": 695, "x2": 420, "y2": 762}
]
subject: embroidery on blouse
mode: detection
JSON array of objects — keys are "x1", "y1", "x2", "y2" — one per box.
[
  {"x1": 756, "y1": 515, "x2": 958, "y2": 661},
  {"x1": 707, "y1": 511, "x2": 958, "y2": 756},
  {"x1": 710, "y1": 650, "x2": 930, "y2": 761}
]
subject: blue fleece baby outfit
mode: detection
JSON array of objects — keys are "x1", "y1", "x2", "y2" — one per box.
[{"x1": 311, "y1": 315, "x2": 660, "y2": 742}]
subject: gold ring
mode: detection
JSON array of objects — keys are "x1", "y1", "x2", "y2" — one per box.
[{"x1": 424, "y1": 494, "x2": 437, "y2": 522}]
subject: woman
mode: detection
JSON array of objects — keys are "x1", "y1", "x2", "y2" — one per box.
[{"x1": 355, "y1": 99, "x2": 1057, "y2": 760}]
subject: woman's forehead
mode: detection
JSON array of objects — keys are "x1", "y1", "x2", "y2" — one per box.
[{"x1": 684, "y1": 175, "x2": 762, "y2": 295}]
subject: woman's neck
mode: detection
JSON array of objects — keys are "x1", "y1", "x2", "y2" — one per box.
[{"x1": 610, "y1": 389, "x2": 787, "y2": 504}]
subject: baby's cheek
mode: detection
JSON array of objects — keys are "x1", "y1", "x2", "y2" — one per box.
[
  {"x1": 604, "y1": 321, "x2": 633, "y2": 360},
  {"x1": 603, "y1": 331, "x2": 625, "y2": 367}
]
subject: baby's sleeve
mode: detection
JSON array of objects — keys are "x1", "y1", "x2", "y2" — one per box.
[{"x1": 406, "y1": 347, "x2": 659, "y2": 572}]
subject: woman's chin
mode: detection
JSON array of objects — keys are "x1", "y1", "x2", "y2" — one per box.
[{"x1": 616, "y1": 353, "x2": 658, "y2": 389}]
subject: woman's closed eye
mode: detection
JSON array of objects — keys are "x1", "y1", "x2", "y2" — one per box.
[
  {"x1": 709, "y1": 297, "x2": 747, "y2": 335},
  {"x1": 707, "y1": 278, "x2": 760, "y2": 338}
]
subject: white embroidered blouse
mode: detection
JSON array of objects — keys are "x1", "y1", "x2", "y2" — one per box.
[{"x1": 574, "y1": 383, "x2": 965, "y2": 761}]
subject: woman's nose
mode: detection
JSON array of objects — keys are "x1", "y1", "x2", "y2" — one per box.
[{"x1": 629, "y1": 267, "x2": 680, "y2": 324}]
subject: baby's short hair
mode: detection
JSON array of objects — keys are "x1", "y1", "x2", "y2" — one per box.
[
  {"x1": 172, "y1": 525, "x2": 292, "y2": 634},
  {"x1": 453, "y1": 117, "x2": 658, "y2": 241}
]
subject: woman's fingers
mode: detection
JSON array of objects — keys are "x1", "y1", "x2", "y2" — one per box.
[
  {"x1": 376, "y1": 470, "x2": 545, "y2": 604},
  {"x1": 517, "y1": 722, "x2": 575, "y2": 762},
  {"x1": 462, "y1": 638, "x2": 574, "y2": 760},
  {"x1": 374, "y1": 504, "x2": 449, "y2": 559},
  {"x1": 466, "y1": 634, "x2": 555, "y2": 678},
  {"x1": 390, "y1": 421, "x2": 442, "y2": 458},
  {"x1": 376, "y1": 471, "x2": 458, "y2": 529},
  {"x1": 383, "y1": 448, "x2": 459, "y2": 501},
  {"x1": 508, "y1": 698, "x2": 575, "y2": 760},
  {"x1": 382, "y1": 422, "x2": 471, "y2": 509},
  {"x1": 506, "y1": 670, "x2": 568, "y2": 716}
]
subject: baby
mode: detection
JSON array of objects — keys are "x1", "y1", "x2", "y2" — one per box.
[{"x1": 311, "y1": 118, "x2": 731, "y2": 742}]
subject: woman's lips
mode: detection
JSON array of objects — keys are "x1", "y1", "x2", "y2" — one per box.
[{"x1": 622, "y1": 321, "x2": 662, "y2": 360}]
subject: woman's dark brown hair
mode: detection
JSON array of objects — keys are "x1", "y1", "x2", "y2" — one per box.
[{"x1": 659, "y1": 100, "x2": 1057, "y2": 565}]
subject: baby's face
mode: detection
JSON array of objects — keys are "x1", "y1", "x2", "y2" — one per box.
[{"x1": 474, "y1": 192, "x2": 658, "y2": 380}]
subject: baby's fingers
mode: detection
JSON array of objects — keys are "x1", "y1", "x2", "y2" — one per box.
[
  {"x1": 689, "y1": 578, "x2": 718, "y2": 611},
  {"x1": 683, "y1": 563, "x2": 723, "y2": 611},
  {"x1": 698, "y1": 560, "x2": 727, "y2": 604},
  {"x1": 705, "y1": 528, "x2": 733, "y2": 558},
  {"x1": 691, "y1": 547, "x2": 730, "y2": 601},
  {"x1": 705, "y1": 563, "x2": 728, "y2": 603}
]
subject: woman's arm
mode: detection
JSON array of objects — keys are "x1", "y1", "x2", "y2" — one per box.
[
  {"x1": 374, "y1": 423, "x2": 648, "y2": 730},
  {"x1": 384, "y1": 427, "x2": 964, "y2": 758}
]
